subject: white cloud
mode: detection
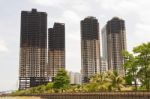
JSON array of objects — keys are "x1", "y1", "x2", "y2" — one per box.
[
  {"x1": 62, "y1": 10, "x2": 80, "y2": 23},
  {"x1": 31, "y1": 0, "x2": 65, "y2": 7},
  {"x1": 0, "y1": 40, "x2": 8, "y2": 52},
  {"x1": 135, "y1": 23, "x2": 150, "y2": 42},
  {"x1": 31, "y1": 0, "x2": 85, "y2": 8}
]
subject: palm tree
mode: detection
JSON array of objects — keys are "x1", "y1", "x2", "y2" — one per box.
[
  {"x1": 89, "y1": 73, "x2": 109, "y2": 91},
  {"x1": 107, "y1": 71, "x2": 125, "y2": 91}
]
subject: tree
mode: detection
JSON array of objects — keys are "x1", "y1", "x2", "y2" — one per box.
[
  {"x1": 53, "y1": 69, "x2": 70, "y2": 89},
  {"x1": 133, "y1": 42, "x2": 150, "y2": 90},
  {"x1": 123, "y1": 51, "x2": 139, "y2": 90},
  {"x1": 107, "y1": 71, "x2": 125, "y2": 91},
  {"x1": 44, "y1": 82, "x2": 54, "y2": 93},
  {"x1": 89, "y1": 73, "x2": 109, "y2": 91}
]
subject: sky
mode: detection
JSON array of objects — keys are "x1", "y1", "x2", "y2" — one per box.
[{"x1": 0, "y1": 0, "x2": 150, "y2": 91}]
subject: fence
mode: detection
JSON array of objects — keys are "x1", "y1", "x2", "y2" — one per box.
[{"x1": 38, "y1": 92, "x2": 150, "y2": 99}]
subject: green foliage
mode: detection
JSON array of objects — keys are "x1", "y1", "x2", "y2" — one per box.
[
  {"x1": 123, "y1": 51, "x2": 139, "y2": 90},
  {"x1": 80, "y1": 71, "x2": 125, "y2": 92},
  {"x1": 45, "y1": 82, "x2": 53, "y2": 90},
  {"x1": 123, "y1": 42, "x2": 150, "y2": 90},
  {"x1": 53, "y1": 69, "x2": 70, "y2": 89},
  {"x1": 12, "y1": 71, "x2": 126, "y2": 95},
  {"x1": 107, "y1": 71, "x2": 125, "y2": 91},
  {"x1": 89, "y1": 72, "x2": 110, "y2": 91},
  {"x1": 133, "y1": 42, "x2": 150, "y2": 90},
  {"x1": 124, "y1": 74, "x2": 132, "y2": 85}
]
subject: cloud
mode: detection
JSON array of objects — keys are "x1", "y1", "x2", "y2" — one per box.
[
  {"x1": 31, "y1": 0, "x2": 65, "y2": 7},
  {"x1": 102, "y1": 0, "x2": 137, "y2": 10},
  {"x1": 0, "y1": 40, "x2": 8, "y2": 52},
  {"x1": 31, "y1": 0, "x2": 84, "y2": 6},
  {"x1": 62, "y1": 10, "x2": 80, "y2": 23},
  {"x1": 135, "y1": 23, "x2": 150, "y2": 42}
]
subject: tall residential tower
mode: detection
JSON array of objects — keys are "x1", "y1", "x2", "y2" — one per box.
[
  {"x1": 48, "y1": 23, "x2": 65, "y2": 80},
  {"x1": 81, "y1": 16, "x2": 101, "y2": 83},
  {"x1": 19, "y1": 9, "x2": 48, "y2": 90},
  {"x1": 102, "y1": 17, "x2": 127, "y2": 74}
]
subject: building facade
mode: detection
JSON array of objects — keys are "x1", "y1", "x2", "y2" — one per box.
[
  {"x1": 69, "y1": 72, "x2": 82, "y2": 85},
  {"x1": 19, "y1": 9, "x2": 48, "y2": 90},
  {"x1": 100, "y1": 57, "x2": 108, "y2": 72},
  {"x1": 101, "y1": 17, "x2": 127, "y2": 75},
  {"x1": 81, "y1": 16, "x2": 101, "y2": 83},
  {"x1": 48, "y1": 23, "x2": 65, "y2": 80}
]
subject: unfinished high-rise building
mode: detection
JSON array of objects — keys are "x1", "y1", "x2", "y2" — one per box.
[
  {"x1": 101, "y1": 17, "x2": 127, "y2": 75},
  {"x1": 81, "y1": 16, "x2": 101, "y2": 83},
  {"x1": 19, "y1": 9, "x2": 48, "y2": 90},
  {"x1": 48, "y1": 23, "x2": 65, "y2": 80}
]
